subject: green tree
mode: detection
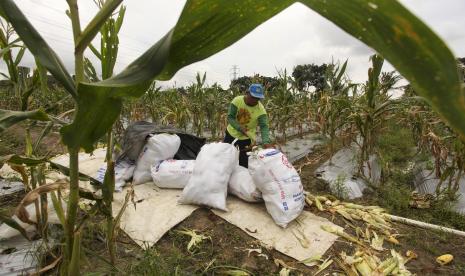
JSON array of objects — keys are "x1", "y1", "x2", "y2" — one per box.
[
  {"x1": 230, "y1": 74, "x2": 279, "y2": 92},
  {"x1": 292, "y1": 63, "x2": 328, "y2": 93}
]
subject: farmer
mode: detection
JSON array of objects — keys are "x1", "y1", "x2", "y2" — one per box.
[{"x1": 224, "y1": 83, "x2": 272, "y2": 168}]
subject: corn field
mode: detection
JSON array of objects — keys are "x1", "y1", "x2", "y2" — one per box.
[{"x1": 1, "y1": 0, "x2": 465, "y2": 274}]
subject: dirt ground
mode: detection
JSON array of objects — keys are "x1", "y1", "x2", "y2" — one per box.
[
  {"x1": 0, "y1": 123, "x2": 65, "y2": 156},
  {"x1": 2, "y1": 137, "x2": 465, "y2": 275},
  {"x1": 77, "y1": 208, "x2": 319, "y2": 275}
]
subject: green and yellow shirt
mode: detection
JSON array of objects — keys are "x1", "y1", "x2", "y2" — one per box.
[{"x1": 226, "y1": 96, "x2": 271, "y2": 143}]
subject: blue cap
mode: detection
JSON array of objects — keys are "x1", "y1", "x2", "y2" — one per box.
[{"x1": 248, "y1": 83, "x2": 265, "y2": 99}]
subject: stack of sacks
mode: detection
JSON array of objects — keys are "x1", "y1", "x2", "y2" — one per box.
[
  {"x1": 132, "y1": 133, "x2": 181, "y2": 185},
  {"x1": 151, "y1": 157, "x2": 262, "y2": 203},
  {"x1": 179, "y1": 142, "x2": 238, "y2": 211},
  {"x1": 249, "y1": 149, "x2": 305, "y2": 228}
]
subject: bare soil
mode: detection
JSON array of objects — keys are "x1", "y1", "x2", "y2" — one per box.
[{"x1": 0, "y1": 123, "x2": 65, "y2": 156}]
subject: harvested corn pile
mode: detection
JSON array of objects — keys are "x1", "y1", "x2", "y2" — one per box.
[{"x1": 306, "y1": 193, "x2": 414, "y2": 276}]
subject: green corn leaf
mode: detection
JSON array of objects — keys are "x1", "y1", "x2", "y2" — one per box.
[
  {"x1": 75, "y1": 0, "x2": 123, "y2": 54},
  {"x1": 0, "y1": 154, "x2": 47, "y2": 166},
  {"x1": 13, "y1": 46, "x2": 25, "y2": 67},
  {"x1": 0, "y1": 109, "x2": 50, "y2": 132},
  {"x1": 0, "y1": 44, "x2": 22, "y2": 59},
  {"x1": 0, "y1": 0, "x2": 76, "y2": 97}
]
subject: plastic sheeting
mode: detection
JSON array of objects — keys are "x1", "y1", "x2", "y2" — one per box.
[
  {"x1": 115, "y1": 121, "x2": 206, "y2": 163},
  {"x1": 213, "y1": 198, "x2": 341, "y2": 263},
  {"x1": 415, "y1": 167, "x2": 465, "y2": 214},
  {"x1": 315, "y1": 145, "x2": 380, "y2": 199},
  {"x1": 112, "y1": 185, "x2": 198, "y2": 247}
]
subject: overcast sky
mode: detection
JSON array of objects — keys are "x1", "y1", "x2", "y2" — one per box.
[{"x1": 2, "y1": 0, "x2": 465, "y2": 88}]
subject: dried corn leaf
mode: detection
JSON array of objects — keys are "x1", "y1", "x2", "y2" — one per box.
[
  {"x1": 355, "y1": 260, "x2": 372, "y2": 276},
  {"x1": 370, "y1": 231, "x2": 385, "y2": 251},
  {"x1": 244, "y1": 248, "x2": 262, "y2": 257},
  {"x1": 15, "y1": 179, "x2": 68, "y2": 225},
  {"x1": 292, "y1": 228, "x2": 311, "y2": 248},
  {"x1": 279, "y1": 267, "x2": 291, "y2": 276},
  {"x1": 314, "y1": 197, "x2": 324, "y2": 211},
  {"x1": 314, "y1": 258, "x2": 333, "y2": 276},
  {"x1": 335, "y1": 257, "x2": 358, "y2": 276},
  {"x1": 175, "y1": 228, "x2": 210, "y2": 252},
  {"x1": 405, "y1": 250, "x2": 418, "y2": 261},
  {"x1": 300, "y1": 254, "x2": 322, "y2": 266}
]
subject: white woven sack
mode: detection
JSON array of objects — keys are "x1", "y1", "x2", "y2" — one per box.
[
  {"x1": 96, "y1": 160, "x2": 135, "y2": 192},
  {"x1": 179, "y1": 142, "x2": 239, "y2": 211},
  {"x1": 228, "y1": 165, "x2": 262, "y2": 202},
  {"x1": 249, "y1": 149, "x2": 304, "y2": 228},
  {"x1": 133, "y1": 134, "x2": 181, "y2": 185},
  {"x1": 151, "y1": 159, "x2": 195, "y2": 189}
]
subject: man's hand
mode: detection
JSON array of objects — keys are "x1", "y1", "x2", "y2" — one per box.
[
  {"x1": 240, "y1": 127, "x2": 248, "y2": 136},
  {"x1": 263, "y1": 143, "x2": 274, "y2": 149}
]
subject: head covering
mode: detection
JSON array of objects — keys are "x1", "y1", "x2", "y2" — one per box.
[{"x1": 248, "y1": 83, "x2": 265, "y2": 99}]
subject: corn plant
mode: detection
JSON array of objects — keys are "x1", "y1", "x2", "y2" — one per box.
[
  {"x1": 349, "y1": 55, "x2": 401, "y2": 176},
  {"x1": 267, "y1": 70, "x2": 296, "y2": 142},
  {"x1": 82, "y1": 1, "x2": 127, "y2": 267},
  {"x1": 404, "y1": 97, "x2": 465, "y2": 200},
  {"x1": 1, "y1": 0, "x2": 463, "y2": 274},
  {"x1": 316, "y1": 61, "x2": 353, "y2": 161}
]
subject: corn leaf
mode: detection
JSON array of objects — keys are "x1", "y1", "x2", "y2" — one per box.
[
  {"x1": 0, "y1": 0, "x2": 76, "y2": 97},
  {"x1": 0, "y1": 109, "x2": 50, "y2": 133},
  {"x1": 0, "y1": 154, "x2": 47, "y2": 166}
]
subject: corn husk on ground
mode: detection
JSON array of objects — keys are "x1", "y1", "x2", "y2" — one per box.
[{"x1": 306, "y1": 193, "x2": 413, "y2": 275}]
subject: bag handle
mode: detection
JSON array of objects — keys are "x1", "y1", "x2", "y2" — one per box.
[{"x1": 231, "y1": 138, "x2": 238, "y2": 146}]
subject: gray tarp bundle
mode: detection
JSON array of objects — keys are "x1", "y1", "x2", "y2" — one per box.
[{"x1": 115, "y1": 121, "x2": 206, "y2": 164}]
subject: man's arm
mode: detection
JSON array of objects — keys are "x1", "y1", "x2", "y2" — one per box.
[
  {"x1": 227, "y1": 103, "x2": 243, "y2": 133},
  {"x1": 258, "y1": 114, "x2": 271, "y2": 144}
]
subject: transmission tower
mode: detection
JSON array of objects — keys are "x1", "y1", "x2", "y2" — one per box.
[{"x1": 230, "y1": 65, "x2": 240, "y2": 80}]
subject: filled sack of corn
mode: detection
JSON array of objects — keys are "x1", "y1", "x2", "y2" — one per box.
[
  {"x1": 151, "y1": 159, "x2": 195, "y2": 189},
  {"x1": 133, "y1": 133, "x2": 181, "y2": 185},
  {"x1": 179, "y1": 142, "x2": 238, "y2": 211},
  {"x1": 249, "y1": 149, "x2": 304, "y2": 227},
  {"x1": 228, "y1": 165, "x2": 262, "y2": 202}
]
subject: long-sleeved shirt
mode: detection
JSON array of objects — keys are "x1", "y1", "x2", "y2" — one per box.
[{"x1": 226, "y1": 96, "x2": 271, "y2": 144}]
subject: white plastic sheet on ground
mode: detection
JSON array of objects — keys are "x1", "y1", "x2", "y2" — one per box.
[
  {"x1": 315, "y1": 145, "x2": 380, "y2": 199},
  {"x1": 213, "y1": 197, "x2": 341, "y2": 264},
  {"x1": 415, "y1": 166, "x2": 465, "y2": 214},
  {"x1": 112, "y1": 185, "x2": 197, "y2": 247}
]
